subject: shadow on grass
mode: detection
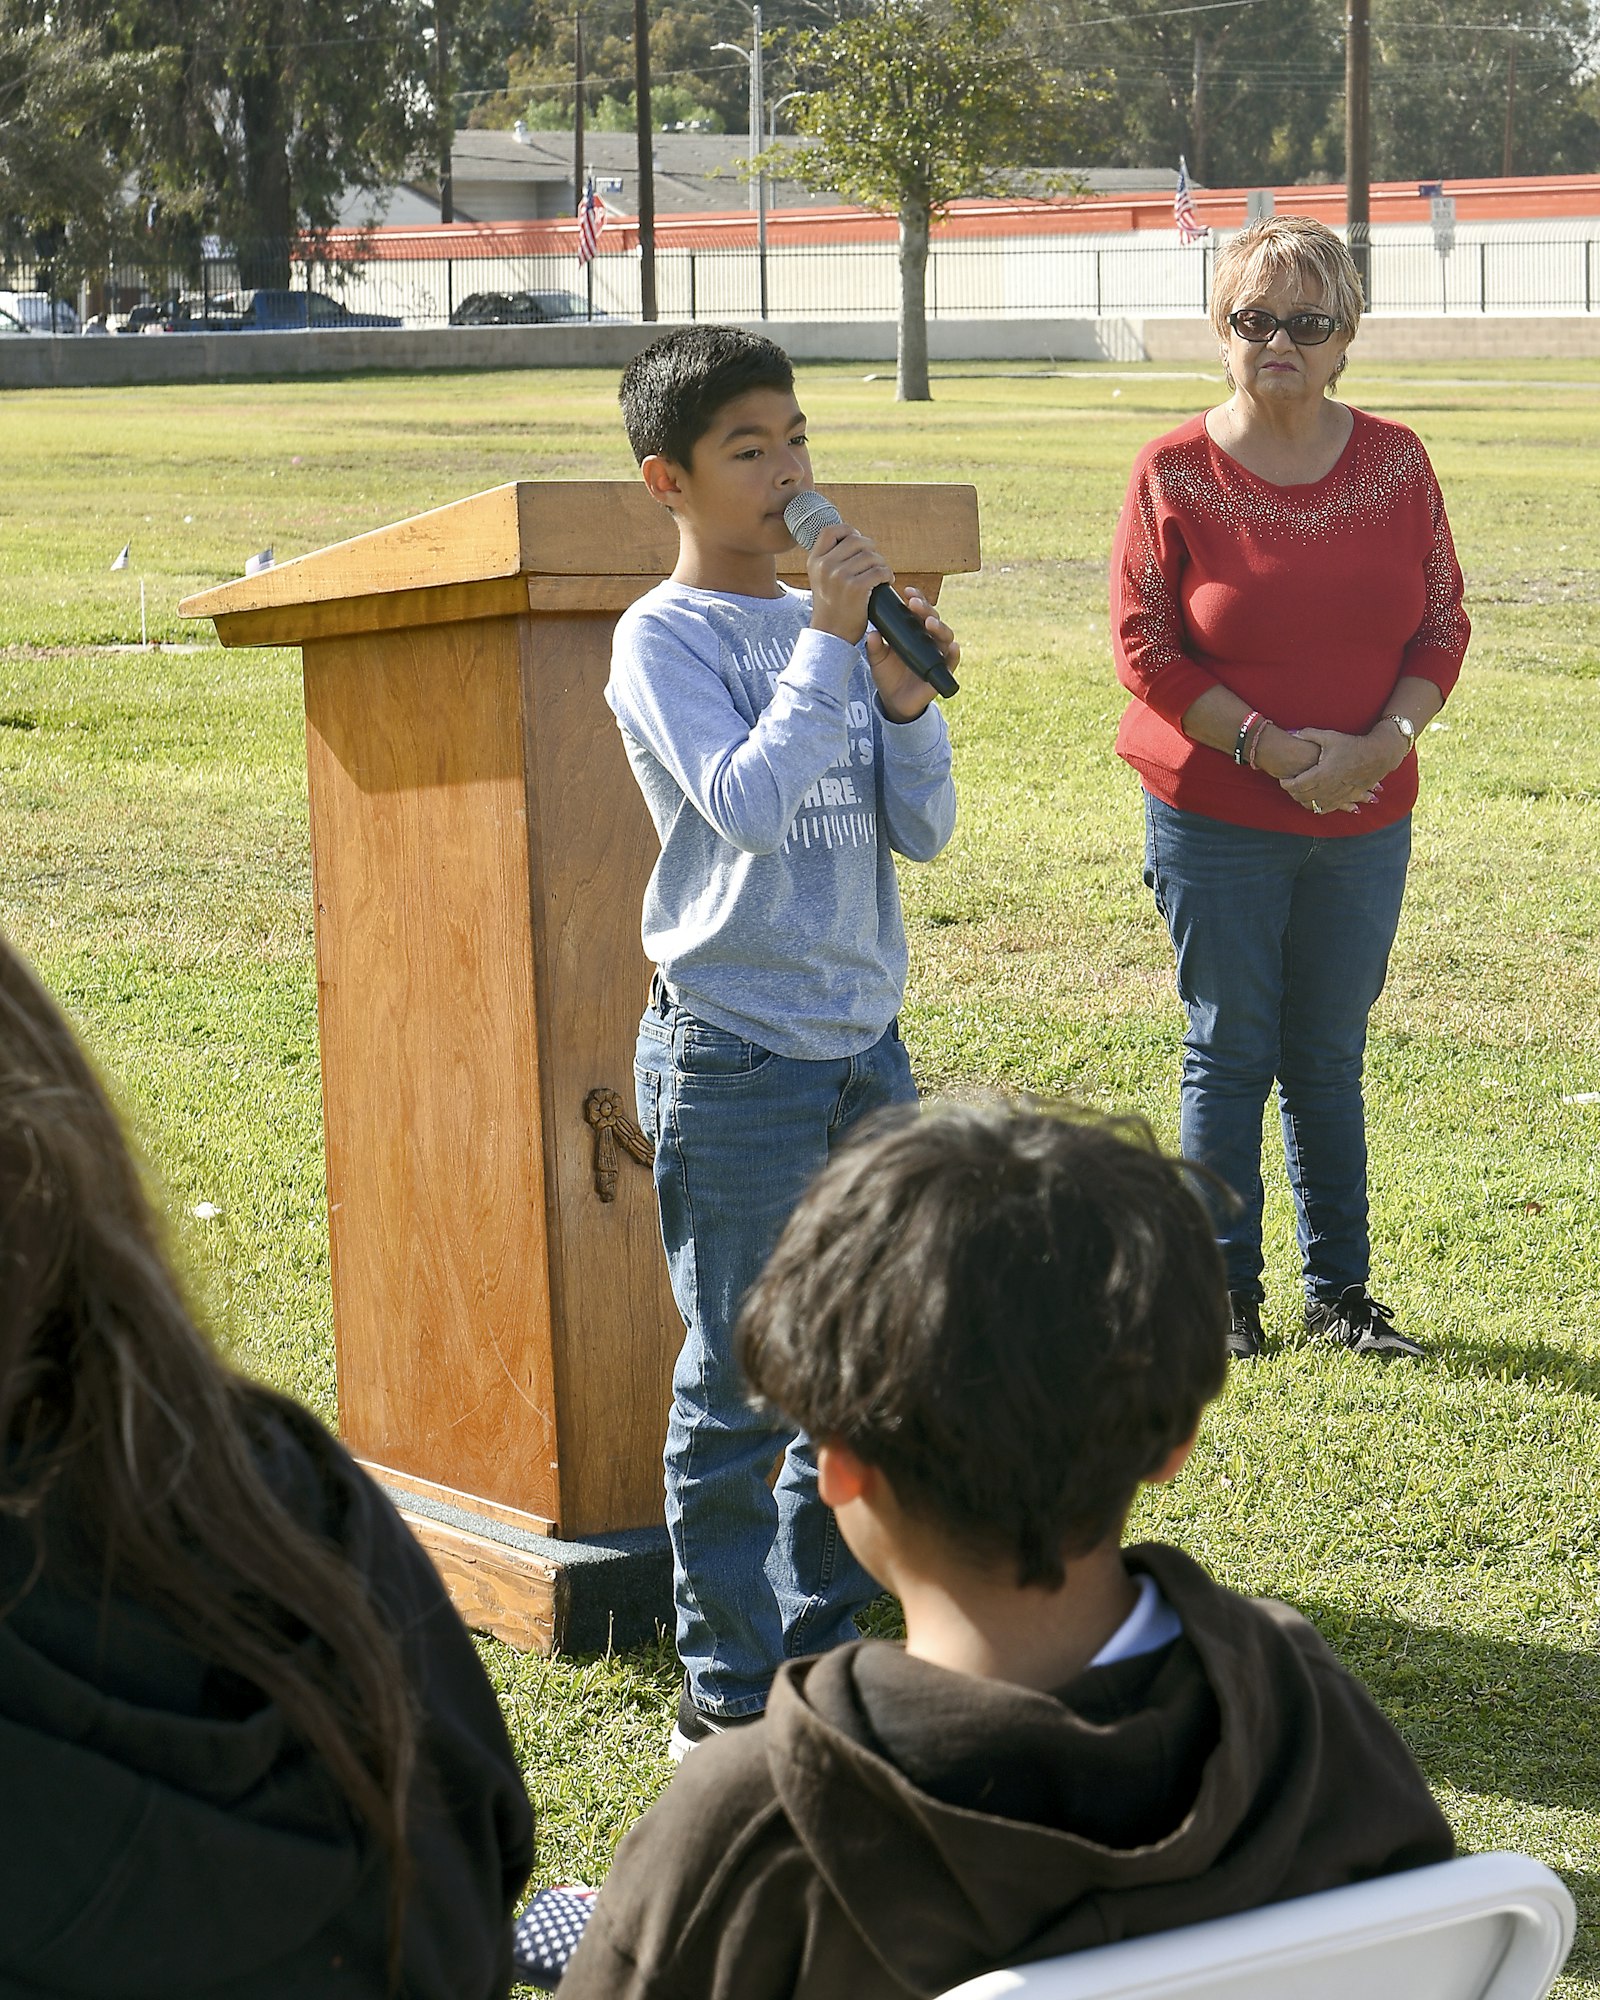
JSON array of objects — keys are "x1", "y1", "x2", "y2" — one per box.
[
  {"x1": 1447, "y1": 1336, "x2": 1600, "y2": 1401},
  {"x1": 1553, "y1": 1872, "x2": 1600, "y2": 1978},
  {"x1": 1303, "y1": 1603, "x2": 1600, "y2": 1815}
]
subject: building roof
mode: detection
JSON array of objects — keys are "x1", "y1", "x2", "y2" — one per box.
[{"x1": 346, "y1": 130, "x2": 1186, "y2": 226}]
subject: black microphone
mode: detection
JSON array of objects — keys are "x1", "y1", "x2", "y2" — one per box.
[{"x1": 783, "y1": 492, "x2": 960, "y2": 700}]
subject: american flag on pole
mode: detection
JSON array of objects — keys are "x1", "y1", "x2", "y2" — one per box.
[
  {"x1": 577, "y1": 174, "x2": 606, "y2": 266},
  {"x1": 1174, "y1": 157, "x2": 1208, "y2": 244}
]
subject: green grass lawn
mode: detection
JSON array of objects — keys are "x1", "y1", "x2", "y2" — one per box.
[{"x1": 3, "y1": 357, "x2": 1598, "y2": 1987}]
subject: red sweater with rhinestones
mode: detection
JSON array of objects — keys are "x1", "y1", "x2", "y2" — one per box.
[{"x1": 1113, "y1": 407, "x2": 1469, "y2": 836}]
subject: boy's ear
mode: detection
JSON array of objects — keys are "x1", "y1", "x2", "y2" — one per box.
[
  {"x1": 640, "y1": 453, "x2": 684, "y2": 511},
  {"x1": 1147, "y1": 1431, "x2": 1198, "y2": 1486},
  {"x1": 816, "y1": 1440, "x2": 874, "y2": 1511}
]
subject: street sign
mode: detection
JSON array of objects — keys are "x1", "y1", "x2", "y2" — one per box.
[
  {"x1": 1431, "y1": 195, "x2": 1456, "y2": 256},
  {"x1": 1246, "y1": 189, "x2": 1276, "y2": 224}
]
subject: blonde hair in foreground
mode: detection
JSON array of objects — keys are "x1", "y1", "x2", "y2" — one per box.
[{"x1": 1208, "y1": 215, "x2": 1366, "y2": 349}]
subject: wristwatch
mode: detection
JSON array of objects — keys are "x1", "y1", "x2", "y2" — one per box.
[{"x1": 1386, "y1": 713, "x2": 1417, "y2": 750}]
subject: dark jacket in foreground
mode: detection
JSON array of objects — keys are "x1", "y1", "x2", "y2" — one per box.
[
  {"x1": 0, "y1": 1400, "x2": 535, "y2": 1999},
  {"x1": 562, "y1": 1542, "x2": 1453, "y2": 2000}
]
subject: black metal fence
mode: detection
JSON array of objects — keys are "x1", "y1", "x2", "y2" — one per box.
[{"x1": 6, "y1": 226, "x2": 1597, "y2": 331}]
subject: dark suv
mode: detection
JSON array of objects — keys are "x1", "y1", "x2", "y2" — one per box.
[
  {"x1": 151, "y1": 288, "x2": 401, "y2": 331},
  {"x1": 234, "y1": 288, "x2": 402, "y2": 330},
  {"x1": 449, "y1": 289, "x2": 612, "y2": 326}
]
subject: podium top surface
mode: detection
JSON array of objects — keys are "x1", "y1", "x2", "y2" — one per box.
[{"x1": 179, "y1": 480, "x2": 980, "y2": 626}]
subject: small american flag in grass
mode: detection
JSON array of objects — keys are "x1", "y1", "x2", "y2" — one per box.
[
  {"x1": 577, "y1": 175, "x2": 607, "y2": 266},
  {"x1": 1175, "y1": 157, "x2": 1208, "y2": 245}
]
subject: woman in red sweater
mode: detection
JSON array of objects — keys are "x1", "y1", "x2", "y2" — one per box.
[{"x1": 1113, "y1": 215, "x2": 1469, "y2": 1362}]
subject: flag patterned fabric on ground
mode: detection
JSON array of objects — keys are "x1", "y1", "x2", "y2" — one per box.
[
  {"x1": 1175, "y1": 157, "x2": 1208, "y2": 245},
  {"x1": 578, "y1": 177, "x2": 607, "y2": 266}
]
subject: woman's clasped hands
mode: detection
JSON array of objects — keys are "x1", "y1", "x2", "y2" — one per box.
[
  {"x1": 1282, "y1": 725, "x2": 1411, "y2": 817},
  {"x1": 1256, "y1": 721, "x2": 1393, "y2": 817}
]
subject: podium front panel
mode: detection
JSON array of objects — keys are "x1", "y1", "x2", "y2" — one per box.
[
  {"x1": 304, "y1": 614, "x2": 563, "y2": 1525},
  {"x1": 520, "y1": 614, "x2": 681, "y2": 1536}
]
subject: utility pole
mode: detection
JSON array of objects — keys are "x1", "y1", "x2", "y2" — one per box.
[
  {"x1": 436, "y1": 0, "x2": 454, "y2": 224},
  {"x1": 1502, "y1": 38, "x2": 1517, "y2": 177},
  {"x1": 750, "y1": 6, "x2": 764, "y2": 214},
  {"x1": 574, "y1": 13, "x2": 585, "y2": 211},
  {"x1": 1191, "y1": 30, "x2": 1207, "y2": 184},
  {"x1": 1344, "y1": 0, "x2": 1371, "y2": 303},
  {"x1": 714, "y1": 10, "x2": 768, "y2": 317},
  {"x1": 634, "y1": 0, "x2": 657, "y2": 320},
  {"x1": 753, "y1": 5, "x2": 767, "y2": 318}
]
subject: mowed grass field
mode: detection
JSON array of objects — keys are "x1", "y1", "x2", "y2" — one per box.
[{"x1": 3, "y1": 356, "x2": 1598, "y2": 1987}]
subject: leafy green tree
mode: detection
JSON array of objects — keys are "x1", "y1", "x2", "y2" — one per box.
[
  {"x1": 1038, "y1": 0, "x2": 1597, "y2": 187},
  {"x1": 0, "y1": 1, "x2": 152, "y2": 280},
  {"x1": 766, "y1": 0, "x2": 1096, "y2": 400},
  {"x1": 80, "y1": 0, "x2": 436, "y2": 284},
  {"x1": 471, "y1": 0, "x2": 758, "y2": 137},
  {"x1": 1033, "y1": 0, "x2": 1344, "y2": 188},
  {"x1": 1367, "y1": 0, "x2": 1600, "y2": 179}
]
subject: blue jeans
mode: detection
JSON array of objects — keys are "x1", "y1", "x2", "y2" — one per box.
[
  {"x1": 1143, "y1": 796, "x2": 1411, "y2": 1305},
  {"x1": 634, "y1": 989, "x2": 917, "y2": 1715}
]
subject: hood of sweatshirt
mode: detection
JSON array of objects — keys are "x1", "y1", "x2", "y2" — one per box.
[
  {"x1": 0, "y1": 1411, "x2": 385, "y2": 1997},
  {"x1": 0, "y1": 1395, "x2": 542, "y2": 2000},
  {"x1": 761, "y1": 1543, "x2": 1452, "y2": 1993}
]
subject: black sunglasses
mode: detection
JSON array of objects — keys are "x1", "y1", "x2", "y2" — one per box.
[{"x1": 1227, "y1": 307, "x2": 1339, "y2": 346}]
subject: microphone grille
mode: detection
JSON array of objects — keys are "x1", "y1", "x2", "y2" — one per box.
[{"x1": 783, "y1": 490, "x2": 842, "y2": 552}]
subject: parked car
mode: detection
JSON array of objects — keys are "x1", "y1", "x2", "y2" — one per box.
[
  {"x1": 232, "y1": 287, "x2": 402, "y2": 330},
  {"x1": 0, "y1": 291, "x2": 79, "y2": 334},
  {"x1": 139, "y1": 287, "x2": 400, "y2": 332},
  {"x1": 143, "y1": 296, "x2": 244, "y2": 333},
  {"x1": 118, "y1": 302, "x2": 169, "y2": 335},
  {"x1": 449, "y1": 290, "x2": 519, "y2": 326},
  {"x1": 449, "y1": 288, "x2": 618, "y2": 326}
]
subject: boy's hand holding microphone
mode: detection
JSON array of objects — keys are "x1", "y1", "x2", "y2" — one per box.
[{"x1": 786, "y1": 491, "x2": 960, "y2": 724}]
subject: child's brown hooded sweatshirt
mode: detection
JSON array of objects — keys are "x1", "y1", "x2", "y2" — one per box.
[{"x1": 562, "y1": 1543, "x2": 1453, "y2": 2000}]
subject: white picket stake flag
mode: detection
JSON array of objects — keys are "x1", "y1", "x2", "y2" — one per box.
[
  {"x1": 244, "y1": 548, "x2": 274, "y2": 576},
  {"x1": 110, "y1": 542, "x2": 130, "y2": 570}
]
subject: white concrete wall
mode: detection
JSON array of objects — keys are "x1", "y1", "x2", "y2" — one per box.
[
  {"x1": 3, "y1": 311, "x2": 1597, "y2": 391},
  {"x1": 1140, "y1": 314, "x2": 1600, "y2": 362}
]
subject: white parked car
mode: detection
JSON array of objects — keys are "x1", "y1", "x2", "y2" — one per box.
[{"x1": 0, "y1": 291, "x2": 80, "y2": 334}]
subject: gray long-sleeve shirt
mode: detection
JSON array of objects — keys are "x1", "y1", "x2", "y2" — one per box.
[{"x1": 607, "y1": 581, "x2": 956, "y2": 1060}]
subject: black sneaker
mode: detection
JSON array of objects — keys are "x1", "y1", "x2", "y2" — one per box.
[
  {"x1": 1305, "y1": 1285, "x2": 1424, "y2": 1359},
  {"x1": 1227, "y1": 1293, "x2": 1264, "y2": 1361},
  {"x1": 669, "y1": 1677, "x2": 765, "y2": 1763}
]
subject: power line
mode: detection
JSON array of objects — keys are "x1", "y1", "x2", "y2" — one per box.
[{"x1": 1071, "y1": 0, "x2": 1275, "y2": 23}]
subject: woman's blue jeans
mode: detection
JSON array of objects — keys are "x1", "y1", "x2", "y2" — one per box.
[
  {"x1": 635, "y1": 990, "x2": 917, "y2": 1716},
  {"x1": 1143, "y1": 796, "x2": 1411, "y2": 1306}
]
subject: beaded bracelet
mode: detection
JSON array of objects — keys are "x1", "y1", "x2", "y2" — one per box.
[
  {"x1": 1245, "y1": 716, "x2": 1270, "y2": 769},
  {"x1": 1233, "y1": 710, "x2": 1265, "y2": 766}
]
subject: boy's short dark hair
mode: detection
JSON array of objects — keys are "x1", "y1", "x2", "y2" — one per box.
[
  {"x1": 619, "y1": 325, "x2": 795, "y2": 468},
  {"x1": 739, "y1": 1102, "x2": 1229, "y2": 1590}
]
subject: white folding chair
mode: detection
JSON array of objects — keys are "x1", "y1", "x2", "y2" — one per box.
[{"x1": 937, "y1": 1854, "x2": 1574, "y2": 2000}]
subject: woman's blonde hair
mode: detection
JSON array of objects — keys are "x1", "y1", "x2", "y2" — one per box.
[{"x1": 1208, "y1": 214, "x2": 1365, "y2": 349}]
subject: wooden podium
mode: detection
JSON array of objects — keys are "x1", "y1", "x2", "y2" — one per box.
[{"x1": 182, "y1": 480, "x2": 980, "y2": 1652}]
